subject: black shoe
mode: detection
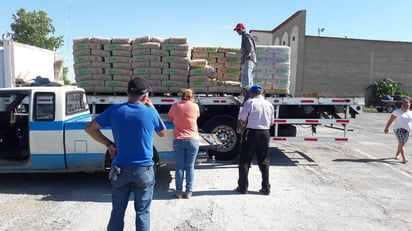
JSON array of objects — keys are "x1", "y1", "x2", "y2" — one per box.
[
  {"x1": 234, "y1": 187, "x2": 247, "y2": 194},
  {"x1": 259, "y1": 188, "x2": 270, "y2": 195}
]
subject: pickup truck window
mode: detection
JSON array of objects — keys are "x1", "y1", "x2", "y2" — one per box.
[
  {"x1": 66, "y1": 91, "x2": 89, "y2": 115},
  {"x1": 33, "y1": 92, "x2": 55, "y2": 121}
]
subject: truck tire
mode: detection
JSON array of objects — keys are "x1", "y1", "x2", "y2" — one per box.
[
  {"x1": 202, "y1": 115, "x2": 240, "y2": 160},
  {"x1": 386, "y1": 105, "x2": 395, "y2": 113},
  {"x1": 277, "y1": 124, "x2": 297, "y2": 137}
]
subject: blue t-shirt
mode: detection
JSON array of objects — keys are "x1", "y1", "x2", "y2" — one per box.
[{"x1": 95, "y1": 102, "x2": 165, "y2": 167}]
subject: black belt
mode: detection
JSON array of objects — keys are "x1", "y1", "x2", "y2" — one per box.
[{"x1": 246, "y1": 128, "x2": 269, "y2": 131}]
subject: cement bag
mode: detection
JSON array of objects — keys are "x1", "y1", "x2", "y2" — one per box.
[
  {"x1": 133, "y1": 42, "x2": 161, "y2": 49},
  {"x1": 111, "y1": 37, "x2": 131, "y2": 44},
  {"x1": 150, "y1": 61, "x2": 169, "y2": 69},
  {"x1": 151, "y1": 86, "x2": 167, "y2": 93},
  {"x1": 133, "y1": 55, "x2": 161, "y2": 62},
  {"x1": 209, "y1": 52, "x2": 225, "y2": 58},
  {"x1": 147, "y1": 80, "x2": 162, "y2": 87},
  {"x1": 170, "y1": 62, "x2": 190, "y2": 70},
  {"x1": 105, "y1": 80, "x2": 129, "y2": 87},
  {"x1": 113, "y1": 63, "x2": 132, "y2": 69},
  {"x1": 112, "y1": 75, "x2": 132, "y2": 82},
  {"x1": 255, "y1": 73, "x2": 274, "y2": 79},
  {"x1": 192, "y1": 46, "x2": 218, "y2": 52},
  {"x1": 91, "y1": 49, "x2": 111, "y2": 57},
  {"x1": 188, "y1": 75, "x2": 210, "y2": 82},
  {"x1": 106, "y1": 56, "x2": 132, "y2": 63},
  {"x1": 189, "y1": 80, "x2": 216, "y2": 88},
  {"x1": 75, "y1": 55, "x2": 103, "y2": 63},
  {"x1": 73, "y1": 37, "x2": 90, "y2": 44},
  {"x1": 80, "y1": 86, "x2": 94, "y2": 93},
  {"x1": 132, "y1": 48, "x2": 151, "y2": 56},
  {"x1": 91, "y1": 62, "x2": 111, "y2": 69},
  {"x1": 150, "y1": 74, "x2": 169, "y2": 81},
  {"x1": 225, "y1": 52, "x2": 241, "y2": 58},
  {"x1": 223, "y1": 73, "x2": 240, "y2": 81},
  {"x1": 218, "y1": 47, "x2": 240, "y2": 53},
  {"x1": 113, "y1": 86, "x2": 128, "y2": 93},
  {"x1": 163, "y1": 56, "x2": 190, "y2": 64},
  {"x1": 133, "y1": 36, "x2": 151, "y2": 44},
  {"x1": 150, "y1": 48, "x2": 163, "y2": 56},
  {"x1": 106, "y1": 68, "x2": 133, "y2": 75},
  {"x1": 93, "y1": 74, "x2": 112, "y2": 81},
  {"x1": 133, "y1": 68, "x2": 162, "y2": 75},
  {"x1": 132, "y1": 61, "x2": 150, "y2": 68},
  {"x1": 224, "y1": 62, "x2": 241, "y2": 69},
  {"x1": 75, "y1": 68, "x2": 104, "y2": 75},
  {"x1": 73, "y1": 43, "x2": 103, "y2": 50},
  {"x1": 191, "y1": 52, "x2": 208, "y2": 59},
  {"x1": 167, "y1": 37, "x2": 189, "y2": 44},
  {"x1": 208, "y1": 86, "x2": 226, "y2": 92},
  {"x1": 169, "y1": 75, "x2": 188, "y2": 82},
  {"x1": 77, "y1": 80, "x2": 105, "y2": 87},
  {"x1": 74, "y1": 62, "x2": 92, "y2": 69},
  {"x1": 91, "y1": 37, "x2": 111, "y2": 45},
  {"x1": 150, "y1": 36, "x2": 165, "y2": 43},
  {"x1": 162, "y1": 68, "x2": 189, "y2": 76},
  {"x1": 162, "y1": 80, "x2": 188, "y2": 88},
  {"x1": 104, "y1": 43, "x2": 131, "y2": 51},
  {"x1": 112, "y1": 50, "x2": 132, "y2": 57},
  {"x1": 75, "y1": 74, "x2": 93, "y2": 82},
  {"x1": 73, "y1": 49, "x2": 91, "y2": 56},
  {"x1": 170, "y1": 50, "x2": 190, "y2": 57},
  {"x1": 225, "y1": 86, "x2": 242, "y2": 93},
  {"x1": 162, "y1": 43, "x2": 189, "y2": 51},
  {"x1": 216, "y1": 80, "x2": 240, "y2": 86},
  {"x1": 190, "y1": 59, "x2": 208, "y2": 68}
]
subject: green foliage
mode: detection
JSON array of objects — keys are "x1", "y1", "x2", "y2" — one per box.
[
  {"x1": 367, "y1": 78, "x2": 409, "y2": 100},
  {"x1": 10, "y1": 8, "x2": 63, "y2": 50}
]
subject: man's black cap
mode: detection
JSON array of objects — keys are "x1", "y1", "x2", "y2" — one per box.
[{"x1": 128, "y1": 77, "x2": 151, "y2": 94}]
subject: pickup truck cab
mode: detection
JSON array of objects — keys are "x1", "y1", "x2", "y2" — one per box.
[
  {"x1": 369, "y1": 95, "x2": 411, "y2": 113},
  {"x1": 0, "y1": 86, "x2": 207, "y2": 173}
]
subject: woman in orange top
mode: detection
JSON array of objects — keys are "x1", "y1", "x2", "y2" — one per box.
[{"x1": 168, "y1": 89, "x2": 200, "y2": 199}]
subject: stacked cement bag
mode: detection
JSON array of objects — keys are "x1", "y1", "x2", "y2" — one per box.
[
  {"x1": 188, "y1": 58, "x2": 217, "y2": 93},
  {"x1": 191, "y1": 46, "x2": 241, "y2": 93},
  {"x1": 216, "y1": 47, "x2": 242, "y2": 93},
  {"x1": 255, "y1": 45, "x2": 291, "y2": 95},
  {"x1": 103, "y1": 37, "x2": 132, "y2": 93},
  {"x1": 131, "y1": 36, "x2": 164, "y2": 92},
  {"x1": 160, "y1": 37, "x2": 190, "y2": 93},
  {"x1": 73, "y1": 37, "x2": 108, "y2": 93}
]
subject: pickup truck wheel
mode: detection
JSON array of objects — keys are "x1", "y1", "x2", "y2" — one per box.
[
  {"x1": 386, "y1": 105, "x2": 395, "y2": 113},
  {"x1": 202, "y1": 115, "x2": 239, "y2": 160}
]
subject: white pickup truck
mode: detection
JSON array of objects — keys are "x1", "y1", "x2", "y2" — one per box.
[{"x1": 0, "y1": 85, "x2": 209, "y2": 173}]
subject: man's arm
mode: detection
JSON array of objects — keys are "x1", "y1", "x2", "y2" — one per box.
[
  {"x1": 157, "y1": 128, "x2": 167, "y2": 137},
  {"x1": 85, "y1": 120, "x2": 117, "y2": 158}
]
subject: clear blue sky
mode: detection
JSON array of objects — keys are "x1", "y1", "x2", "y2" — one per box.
[{"x1": 1, "y1": 0, "x2": 411, "y2": 82}]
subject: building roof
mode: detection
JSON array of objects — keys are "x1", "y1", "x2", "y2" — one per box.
[{"x1": 250, "y1": 10, "x2": 305, "y2": 34}]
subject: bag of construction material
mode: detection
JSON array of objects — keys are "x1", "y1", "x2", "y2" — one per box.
[
  {"x1": 150, "y1": 61, "x2": 169, "y2": 69},
  {"x1": 105, "y1": 80, "x2": 129, "y2": 87},
  {"x1": 218, "y1": 47, "x2": 240, "y2": 53},
  {"x1": 75, "y1": 68, "x2": 104, "y2": 76},
  {"x1": 170, "y1": 50, "x2": 190, "y2": 57},
  {"x1": 106, "y1": 56, "x2": 132, "y2": 63},
  {"x1": 192, "y1": 46, "x2": 218, "y2": 52},
  {"x1": 133, "y1": 55, "x2": 161, "y2": 62},
  {"x1": 132, "y1": 48, "x2": 151, "y2": 56},
  {"x1": 169, "y1": 75, "x2": 188, "y2": 82},
  {"x1": 93, "y1": 74, "x2": 112, "y2": 81},
  {"x1": 167, "y1": 37, "x2": 189, "y2": 44},
  {"x1": 162, "y1": 43, "x2": 189, "y2": 51},
  {"x1": 104, "y1": 43, "x2": 131, "y2": 51},
  {"x1": 112, "y1": 50, "x2": 132, "y2": 57},
  {"x1": 133, "y1": 68, "x2": 162, "y2": 75},
  {"x1": 132, "y1": 61, "x2": 151, "y2": 68},
  {"x1": 150, "y1": 36, "x2": 165, "y2": 43},
  {"x1": 73, "y1": 49, "x2": 91, "y2": 56},
  {"x1": 133, "y1": 42, "x2": 161, "y2": 49},
  {"x1": 91, "y1": 49, "x2": 111, "y2": 57},
  {"x1": 162, "y1": 68, "x2": 189, "y2": 76},
  {"x1": 111, "y1": 37, "x2": 131, "y2": 44},
  {"x1": 73, "y1": 37, "x2": 90, "y2": 44},
  {"x1": 91, "y1": 62, "x2": 111, "y2": 69},
  {"x1": 133, "y1": 36, "x2": 151, "y2": 44},
  {"x1": 75, "y1": 55, "x2": 104, "y2": 63},
  {"x1": 113, "y1": 63, "x2": 132, "y2": 69},
  {"x1": 113, "y1": 75, "x2": 132, "y2": 82},
  {"x1": 75, "y1": 74, "x2": 93, "y2": 82},
  {"x1": 150, "y1": 74, "x2": 169, "y2": 81},
  {"x1": 91, "y1": 37, "x2": 111, "y2": 45},
  {"x1": 106, "y1": 68, "x2": 133, "y2": 76},
  {"x1": 190, "y1": 59, "x2": 208, "y2": 68},
  {"x1": 170, "y1": 62, "x2": 189, "y2": 70}
]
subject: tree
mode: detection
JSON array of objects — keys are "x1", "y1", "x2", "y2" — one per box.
[
  {"x1": 10, "y1": 8, "x2": 63, "y2": 50},
  {"x1": 367, "y1": 78, "x2": 408, "y2": 100}
]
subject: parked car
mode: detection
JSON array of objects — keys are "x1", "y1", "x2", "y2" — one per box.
[{"x1": 369, "y1": 95, "x2": 411, "y2": 113}]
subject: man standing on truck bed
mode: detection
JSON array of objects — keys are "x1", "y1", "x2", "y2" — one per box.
[
  {"x1": 235, "y1": 85, "x2": 274, "y2": 195},
  {"x1": 234, "y1": 23, "x2": 257, "y2": 88},
  {"x1": 85, "y1": 77, "x2": 167, "y2": 231}
]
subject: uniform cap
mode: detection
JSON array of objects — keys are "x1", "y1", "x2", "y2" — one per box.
[
  {"x1": 250, "y1": 85, "x2": 263, "y2": 93},
  {"x1": 128, "y1": 77, "x2": 150, "y2": 94}
]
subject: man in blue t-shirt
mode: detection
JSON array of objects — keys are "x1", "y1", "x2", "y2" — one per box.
[{"x1": 85, "y1": 77, "x2": 166, "y2": 231}]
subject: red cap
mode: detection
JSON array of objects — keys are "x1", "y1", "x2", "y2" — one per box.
[{"x1": 233, "y1": 23, "x2": 245, "y2": 31}]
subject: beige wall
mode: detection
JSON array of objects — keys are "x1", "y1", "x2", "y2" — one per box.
[{"x1": 302, "y1": 36, "x2": 412, "y2": 97}]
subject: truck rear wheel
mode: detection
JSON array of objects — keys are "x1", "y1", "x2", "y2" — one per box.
[
  {"x1": 202, "y1": 115, "x2": 239, "y2": 160},
  {"x1": 386, "y1": 105, "x2": 395, "y2": 113}
]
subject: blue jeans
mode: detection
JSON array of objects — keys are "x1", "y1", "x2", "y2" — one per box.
[
  {"x1": 107, "y1": 165, "x2": 155, "y2": 231},
  {"x1": 242, "y1": 59, "x2": 255, "y2": 88},
  {"x1": 173, "y1": 139, "x2": 199, "y2": 195}
]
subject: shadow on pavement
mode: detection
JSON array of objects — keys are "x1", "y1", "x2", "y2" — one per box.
[{"x1": 333, "y1": 157, "x2": 402, "y2": 165}]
